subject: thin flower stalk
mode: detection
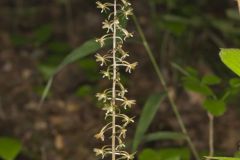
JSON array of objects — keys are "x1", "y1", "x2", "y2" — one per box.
[{"x1": 94, "y1": 0, "x2": 136, "y2": 160}]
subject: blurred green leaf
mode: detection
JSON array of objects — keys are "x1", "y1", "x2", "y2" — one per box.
[
  {"x1": 162, "y1": 15, "x2": 191, "y2": 25},
  {"x1": 79, "y1": 59, "x2": 97, "y2": 70},
  {"x1": 220, "y1": 48, "x2": 240, "y2": 76},
  {"x1": 79, "y1": 59, "x2": 99, "y2": 81},
  {"x1": 0, "y1": 137, "x2": 21, "y2": 160},
  {"x1": 206, "y1": 157, "x2": 240, "y2": 160},
  {"x1": 33, "y1": 86, "x2": 52, "y2": 97},
  {"x1": 183, "y1": 77, "x2": 213, "y2": 96},
  {"x1": 138, "y1": 149, "x2": 160, "y2": 160},
  {"x1": 171, "y1": 63, "x2": 190, "y2": 76},
  {"x1": 132, "y1": 92, "x2": 166, "y2": 151},
  {"x1": 41, "y1": 39, "x2": 105, "y2": 104},
  {"x1": 58, "y1": 39, "x2": 103, "y2": 69},
  {"x1": 229, "y1": 78, "x2": 240, "y2": 88},
  {"x1": 211, "y1": 19, "x2": 240, "y2": 35},
  {"x1": 235, "y1": 151, "x2": 240, "y2": 158},
  {"x1": 171, "y1": 63, "x2": 198, "y2": 77},
  {"x1": 48, "y1": 41, "x2": 71, "y2": 54},
  {"x1": 41, "y1": 54, "x2": 67, "y2": 67},
  {"x1": 185, "y1": 67, "x2": 199, "y2": 77},
  {"x1": 201, "y1": 75, "x2": 221, "y2": 85},
  {"x1": 40, "y1": 78, "x2": 53, "y2": 105},
  {"x1": 33, "y1": 24, "x2": 53, "y2": 46},
  {"x1": 143, "y1": 131, "x2": 186, "y2": 142},
  {"x1": 139, "y1": 148, "x2": 190, "y2": 160},
  {"x1": 11, "y1": 34, "x2": 30, "y2": 47},
  {"x1": 159, "y1": 15, "x2": 202, "y2": 36},
  {"x1": 75, "y1": 85, "x2": 93, "y2": 97},
  {"x1": 149, "y1": 0, "x2": 177, "y2": 6},
  {"x1": 37, "y1": 65, "x2": 56, "y2": 80},
  {"x1": 160, "y1": 21, "x2": 187, "y2": 36},
  {"x1": 203, "y1": 99, "x2": 226, "y2": 116}
]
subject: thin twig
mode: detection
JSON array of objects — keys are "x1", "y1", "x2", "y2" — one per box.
[{"x1": 132, "y1": 14, "x2": 201, "y2": 160}]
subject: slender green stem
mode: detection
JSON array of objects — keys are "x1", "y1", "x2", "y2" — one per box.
[
  {"x1": 208, "y1": 113, "x2": 214, "y2": 157},
  {"x1": 237, "y1": 0, "x2": 240, "y2": 14},
  {"x1": 132, "y1": 14, "x2": 201, "y2": 160},
  {"x1": 112, "y1": 0, "x2": 117, "y2": 160}
]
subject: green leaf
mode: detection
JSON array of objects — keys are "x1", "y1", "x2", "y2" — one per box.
[
  {"x1": 171, "y1": 63, "x2": 190, "y2": 76},
  {"x1": 0, "y1": 137, "x2": 21, "y2": 160},
  {"x1": 139, "y1": 148, "x2": 190, "y2": 160},
  {"x1": 75, "y1": 85, "x2": 93, "y2": 97},
  {"x1": 11, "y1": 34, "x2": 30, "y2": 47},
  {"x1": 182, "y1": 77, "x2": 213, "y2": 96},
  {"x1": 58, "y1": 39, "x2": 102, "y2": 69},
  {"x1": 202, "y1": 75, "x2": 221, "y2": 85},
  {"x1": 219, "y1": 48, "x2": 240, "y2": 77},
  {"x1": 132, "y1": 92, "x2": 166, "y2": 151},
  {"x1": 33, "y1": 24, "x2": 53, "y2": 46},
  {"x1": 37, "y1": 65, "x2": 56, "y2": 80},
  {"x1": 48, "y1": 41, "x2": 71, "y2": 54},
  {"x1": 185, "y1": 67, "x2": 199, "y2": 77},
  {"x1": 143, "y1": 131, "x2": 186, "y2": 142},
  {"x1": 138, "y1": 149, "x2": 160, "y2": 160},
  {"x1": 229, "y1": 78, "x2": 240, "y2": 88},
  {"x1": 79, "y1": 59, "x2": 99, "y2": 81},
  {"x1": 211, "y1": 19, "x2": 240, "y2": 35},
  {"x1": 40, "y1": 77, "x2": 53, "y2": 106},
  {"x1": 203, "y1": 99, "x2": 226, "y2": 116},
  {"x1": 40, "y1": 39, "x2": 104, "y2": 104},
  {"x1": 206, "y1": 157, "x2": 240, "y2": 160},
  {"x1": 235, "y1": 151, "x2": 240, "y2": 158}
]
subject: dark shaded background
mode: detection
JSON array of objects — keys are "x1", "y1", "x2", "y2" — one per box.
[{"x1": 0, "y1": 0, "x2": 240, "y2": 159}]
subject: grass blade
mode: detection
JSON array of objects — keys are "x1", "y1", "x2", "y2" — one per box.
[
  {"x1": 40, "y1": 39, "x2": 104, "y2": 105},
  {"x1": 206, "y1": 157, "x2": 240, "y2": 160},
  {"x1": 143, "y1": 131, "x2": 186, "y2": 142},
  {"x1": 132, "y1": 92, "x2": 166, "y2": 151}
]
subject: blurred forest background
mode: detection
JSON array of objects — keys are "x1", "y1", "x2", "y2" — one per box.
[{"x1": 0, "y1": 0, "x2": 240, "y2": 160}]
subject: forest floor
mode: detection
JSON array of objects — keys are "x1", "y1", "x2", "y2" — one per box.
[{"x1": 0, "y1": 1, "x2": 240, "y2": 160}]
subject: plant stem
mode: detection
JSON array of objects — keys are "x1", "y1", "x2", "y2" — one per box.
[
  {"x1": 237, "y1": 0, "x2": 240, "y2": 14},
  {"x1": 208, "y1": 113, "x2": 214, "y2": 157},
  {"x1": 112, "y1": 0, "x2": 117, "y2": 159},
  {"x1": 132, "y1": 14, "x2": 201, "y2": 160}
]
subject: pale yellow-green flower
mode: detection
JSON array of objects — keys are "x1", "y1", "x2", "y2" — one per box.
[
  {"x1": 96, "y1": 92, "x2": 108, "y2": 102},
  {"x1": 96, "y1": 1, "x2": 110, "y2": 13},
  {"x1": 120, "y1": 0, "x2": 131, "y2": 6},
  {"x1": 121, "y1": 99, "x2": 136, "y2": 109},
  {"x1": 95, "y1": 53, "x2": 106, "y2": 66},
  {"x1": 96, "y1": 36, "x2": 106, "y2": 47},
  {"x1": 123, "y1": 8, "x2": 133, "y2": 19},
  {"x1": 101, "y1": 70, "x2": 111, "y2": 79},
  {"x1": 120, "y1": 28, "x2": 133, "y2": 40},
  {"x1": 94, "y1": 130, "x2": 105, "y2": 141},
  {"x1": 102, "y1": 19, "x2": 113, "y2": 33},
  {"x1": 125, "y1": 62, "x2": 138, "y2": 73},
  {"x1": 93, "y1": 148, "x2": 105, "y2": 158}
]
